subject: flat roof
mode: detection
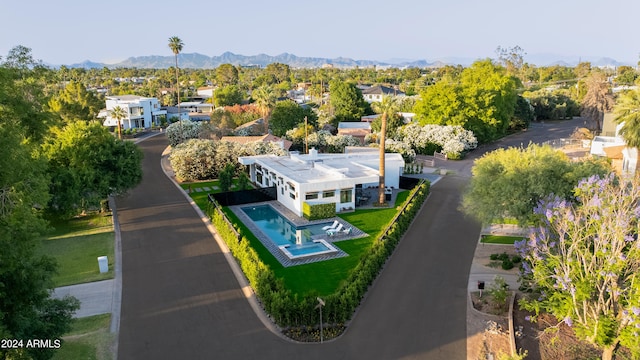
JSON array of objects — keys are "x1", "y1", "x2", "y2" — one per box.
[{"x1": 240, "y1": 152, "x2": 403, "y2": 185}]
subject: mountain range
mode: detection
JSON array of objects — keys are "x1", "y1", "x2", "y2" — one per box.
[{"x1": 67, "y1": 52, "x2": 633, "y2": 69}]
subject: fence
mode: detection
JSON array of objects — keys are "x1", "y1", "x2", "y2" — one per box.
[
  {"x1": 210, "y1": 186, "x2": 276, "y2": 206},
  {"x1": 433, "y1": 151, "x2": 448, "y2": 160}
]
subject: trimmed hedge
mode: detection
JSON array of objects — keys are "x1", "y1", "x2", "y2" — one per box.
[
  {"x1": 208, "y1": 180, "x2": 430, "y2": 332},
  {"x1": 302, "y1": 202, "x2": 336, "y2": 220}
]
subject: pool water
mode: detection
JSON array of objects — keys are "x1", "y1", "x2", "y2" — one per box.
[{"x1": 241, "y1": 205, "x2": 337, "y2": 258}]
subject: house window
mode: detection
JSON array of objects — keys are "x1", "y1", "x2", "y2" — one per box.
[
  {"x1": 340, "y1": 189, "x2": 352, "y2": 204},
  {"x1": 256, "y1": 173, "x2": 263, "y2": 184},
  {"x1": 287, "y1": 182, "x2": 296, "y2": 192},
  {"x1": 289, "y1": 192, "x2": 296, "y2": 199},
  {"x1": 323, "y1": 190, "x2": 335, "y2": 198},
  {"x1": 305, "y1": 192, "x2": 319, "y2": 200}
]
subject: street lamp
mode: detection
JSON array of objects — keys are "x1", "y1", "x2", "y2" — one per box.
[{"x1": 315, "y1": 297, "x2": 325, "y2": 343}]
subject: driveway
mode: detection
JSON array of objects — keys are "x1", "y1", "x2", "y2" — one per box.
[{"x1": 117, "y1": 118, "x2": 583, "y2": 359}]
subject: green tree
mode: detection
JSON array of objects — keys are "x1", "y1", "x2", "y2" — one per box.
[
  {"x1": 264, "y1": 62, "x2": 291, "y2": 84},
  {"x1": 329, "y1": 80, "x2": 367, "y2": 124},
  {"x1": 0, "y1": 104, "x2": 79, "y2": 360},
  {"x1": 1, "y1": 47, "x2": 56, "y2": 142},
  {"x1": 214, "y1": 85, "x2": 244, "y2": 107},
  {"x1": 42, "y1": 121, "x2": 143, "y2": 217},
  {"x1": 518, "y1": 174, "x2": 640, "y2": 360},
  {"x1": 581, "y1": 71, "x2": 614, "y2": 134},
  {"x1": 613, "y1": 87, "x2": 640, "y2": 148},
  {"x1": 109, "y1": 106, "x2": 127, "y2": 140},
  {"x1": 251, "y1": 85, "x2": 277, "y2": 132},
  {"x1": 414, "y1": 60, "x2": 517, "y2": 143},
  {"x1": 48, "y1": 80, "x2": 103, "y2": 122},
  {"x1": 462, "y1": 144, "x2": 610, "y2": 225},
  {"x1": 269, "y1": 100, "x2": 317, "y2": 137},
  {"x1": 215, "y1": 63, "x2": 239, "y2": 85},
  {"x1": 495, "y1": 45, "x2": 526, "y2": 85},
  {"x1": 219, "y1": 163, "x2": 235, "y2": 192},
  {"x1": 615, "y1": 66, "x2": 637, "y2": 86}
]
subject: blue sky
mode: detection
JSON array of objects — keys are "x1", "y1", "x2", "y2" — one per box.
[{"x1": 2, "y1": 0, "x2": 638, "y2": 66}]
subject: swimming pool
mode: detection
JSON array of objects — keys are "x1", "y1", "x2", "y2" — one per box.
[{"x1": 241, "y1": 205, "x2": 339, "y2": 259}]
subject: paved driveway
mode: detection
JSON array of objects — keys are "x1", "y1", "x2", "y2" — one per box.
[{"x1": 117, "y1": 118, "x2": 582, "y2": 359}]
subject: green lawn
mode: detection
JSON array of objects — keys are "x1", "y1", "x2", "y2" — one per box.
[
  {"x1": 480, "y1": 235, "x2": 525, "y2": 244},
  {"x1": 53, "y1": 314, "x2": 113, "y2": 360},
  {"x1": 40, "y1": 214, "x2": 115, "y2": 287},
  {"x1": 209, "y1": 189, "x2": 409, "y2": 296}
]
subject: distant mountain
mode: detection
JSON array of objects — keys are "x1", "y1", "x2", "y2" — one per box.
[
  {"x1": 65, "y1": 52, "x2": 633, "y2": 69},
  {"x1": 67, "y1": 52, "x2": 441, "y2": 69}
]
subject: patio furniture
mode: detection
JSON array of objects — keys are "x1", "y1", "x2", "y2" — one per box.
[
  {"x1": 326, "y1": 223, "x2": 344, "y2": 236},
  {"x1": 322, "y1": 220, "x2": 340, "y2": 231}
]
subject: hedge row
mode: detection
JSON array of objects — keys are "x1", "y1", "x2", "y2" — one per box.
[
  {"x1": 302, "y1": 202, "x2": 336, "y2": 220},
  {"x1": 209, "y1": 180, "x2": 430, "y2": 331}
]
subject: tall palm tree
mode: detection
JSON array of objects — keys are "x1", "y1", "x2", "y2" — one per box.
[
  {"x1": 252, "y1": 85, "x2": 277, "y2": 134},
  {"x1": 110, "y1": 106, "x2": 127, "y2": 139},
  {"x1": 372, "y1": 95, "x2": 399, "y2": 205},
  {"x1": 168, "y1": 36, "x2": 184, "y2": 139},
  {"x1": 614, "y1": 88, "x2": 640, "y2": 148}
]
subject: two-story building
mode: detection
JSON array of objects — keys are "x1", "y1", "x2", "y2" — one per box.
[
  {"x1": 361, "y1": 85, "x2": 406, "y2": 103},
  {"x1": 239, "y1": 149, "x2": 404, "y2": 217},
  {"x1": 101, "y1": 95, "x2": 167, "y2": 130}
]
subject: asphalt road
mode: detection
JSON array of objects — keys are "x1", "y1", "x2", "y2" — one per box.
[{"x1": 117, "y1": 118, "x2": 582, "y2": 359}]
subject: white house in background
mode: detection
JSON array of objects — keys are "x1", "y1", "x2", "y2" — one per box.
[
  {"x1": 101, "y1": 95, "x2": 166, "y2": 130},
  {"x1": 239, "y1": 149, "x2": 405, "y2": 217},
  {"x1": 361, "y1": 85, "x2": 406, "y2": 103},
  {"x1": 163, "y1": 106, "x2": 190, "y2": 122},
  {"x1": 590, "y1": 116, "x2": 638, "y2": 175}
]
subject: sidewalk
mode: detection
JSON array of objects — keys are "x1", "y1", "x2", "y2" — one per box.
[{"x1": 52, "y1": 279, "x2": 114, "y2": 318}]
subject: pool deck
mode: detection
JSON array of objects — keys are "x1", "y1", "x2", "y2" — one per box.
[{"x1": 229, "y1": 201, "x2": 367, "y2": 267}]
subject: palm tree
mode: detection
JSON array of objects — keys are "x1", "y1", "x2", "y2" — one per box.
[
  {"x1": 168, "y1": 36, "x2": 184, "y2": 139},
  {"x1": 614, "y1": 88, "x2": 640, "y2": 148},
  {"x1": 110, "y1": 106, "x2": 127, "y2": 139},
  {"x1": 372, "y1": 95, "x2": 399, "y2": 205},
  {"x1": 252, "y1": 85, "x2": 277, "y2": 134}
]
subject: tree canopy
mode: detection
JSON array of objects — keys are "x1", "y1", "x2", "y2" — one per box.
[
  {"x1": 413, "y1": 59, "x2": 517, "y2": 143},
  {"x1": 42, "y1": 121, "x2": 143, "y2": 217},
  {"x1": 462, "y1": 144, "x2": 610, "y2": 225},
  {"x1": 269, "y1": 100, "x2": 317, "y2": 137},
  {"x1": 214, "y1": 85, "x2": 244, "y2": 107},
  {"x1": 329, "y1": 80, "x2": 367, "y2": 123}
]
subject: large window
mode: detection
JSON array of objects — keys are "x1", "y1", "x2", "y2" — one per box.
[
  {"x1": 340, "y1": 189, "x2": 352, "y2": 204},
  {"x1": 305, "y1": 192, "x2": 319, "y2": 200}
]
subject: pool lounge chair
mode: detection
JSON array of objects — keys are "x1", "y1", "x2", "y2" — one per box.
[
  {"x1": 322, "y1": 220, "x2": 340, "y2": 231},
  {"x1": 326, "y1": 223, "x2": 344, "y2": 236},
  {"x1": 341, "y1": 227, "x2": 352, "y2": 235}
]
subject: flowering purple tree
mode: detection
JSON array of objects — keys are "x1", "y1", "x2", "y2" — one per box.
[{"x1": 517, "y1": 174, "x2": 640, "y2": 360}]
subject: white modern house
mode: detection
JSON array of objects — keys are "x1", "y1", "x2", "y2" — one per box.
[
  {"x1": 101, "y1": 95, "x2": 166, "y2": 130},
  {"x1": 239, "y1": 149, "x2": 405, "y2": 217},
  {"x1": 590, "y1": 117, "x2": 638, "y2": 175}
]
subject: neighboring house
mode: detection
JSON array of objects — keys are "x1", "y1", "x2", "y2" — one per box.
[
  {"x1": 196, "y1": 86, "x2": 215, "y2": 98},
  {"x1": 101, "y1": 95, "x2": 167, "y2": 130},
  {"x1": 221, "y1": 134, "x2": 292, "y2": 151},
  {"x1": 163, "y1": 106, "x2": 190, "y2": 122},
  {"x1": 337, "y1": 122, "x2": 371, "y2": 144},
  {"x1": 239, "y1": 148, "x2": 405, "y2": 217},
  {"x1": 590, "y1": 114, "x2": 637, "y2": 175},
  {"x1": 361, "y1": 85, "x2": 406, "y2": 103}
]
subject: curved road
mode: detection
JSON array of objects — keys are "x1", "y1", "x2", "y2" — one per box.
[{"x1": 117, "y1": 119, "x2": 581, "y2": 359}]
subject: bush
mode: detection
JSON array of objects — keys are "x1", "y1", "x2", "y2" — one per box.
[{"x1": 501, "y1": 259, "x2": 514, "y2": 270}]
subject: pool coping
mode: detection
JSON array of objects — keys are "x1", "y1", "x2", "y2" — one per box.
[{"x1": 229, "y1": 201, "x2": 367, "y2": 267}]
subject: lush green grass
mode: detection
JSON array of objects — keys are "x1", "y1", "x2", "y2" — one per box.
[
  {"x1": 53, "y1": 314, "x2": 113, "y2": 360},
  {"x1": 480, "y1": 235, "x2": 525, "y2": 244},
  {"x1": 40, "y1": 214, "x2": 115, "y2": 287},
  {"x1": 213, "y1": 190, "x2": 409, "y2": 296}
]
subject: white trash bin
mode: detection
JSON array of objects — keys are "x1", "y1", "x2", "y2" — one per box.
[{"x1": 98, "y1": 256, "x2": 109, "y2": 273}]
